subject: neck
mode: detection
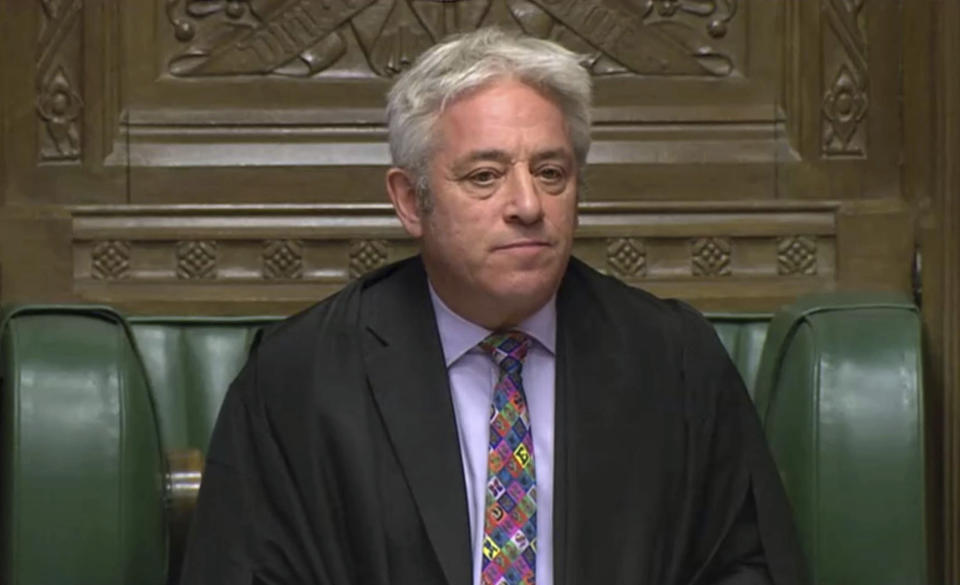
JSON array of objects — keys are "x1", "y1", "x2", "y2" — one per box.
[{"x1": 425, "y1": 274, "x2": 552, "y2": 331}]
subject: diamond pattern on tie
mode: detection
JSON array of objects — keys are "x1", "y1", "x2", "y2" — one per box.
[{"x1": 479, "y1": 331, "x2": 536, "y2": 585}]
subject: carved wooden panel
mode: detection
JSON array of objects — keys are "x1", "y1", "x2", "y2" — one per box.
[
  {"x1": 1, "y1": 0, "x2": 905, "y2": 202},
  {"x1": 821, "y1": 0, "x2": 868, "y2": 158},
  {"x1": 263, "y1": 239, "x2": 304, "y2": 279},
  {"x1": 160, "y1": 0, "x2": 743, "y2": 79},
  {"x1": 777, "y1": 236, "x2": 818, "y2": 276},
  {"x1": 59, "y1": 200, "x2": 913, "y2": 313},
  {"x1": 0, "y1": 0, "x2": 913, "y2": 313},
  {"x1": 37, "y1": 0, "x2": 85, "y2": 163},
  {"x1": 91, "y1": 240, "x2": 131, "y2": 279},
  {"x1": 103, "y1": 0, "x2": 769, "y2": 204}
]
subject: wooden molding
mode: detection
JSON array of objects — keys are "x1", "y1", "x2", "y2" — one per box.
[
  {"x1": 933, "y1": 0, "x2": 960, "y2": 581},
  {"x1": 60, "y1": 200, "x2": 918, "y2": 314},
  {"x1": 904, "y1": 0, "x2": 960, "y2": 580}
]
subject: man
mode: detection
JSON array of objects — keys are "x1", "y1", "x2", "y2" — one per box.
[{"x1": 181, "y1": 28, "x2": 806, "y2": 585}]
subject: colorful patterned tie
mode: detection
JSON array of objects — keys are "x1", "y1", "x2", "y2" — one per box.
[{"x1": 478, "y1": 331, "x2": 536, "y2": 585}]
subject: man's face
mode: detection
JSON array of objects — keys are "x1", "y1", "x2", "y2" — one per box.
[{"x1": 407, "y1": 78, "x2": 579, "y2": 328}]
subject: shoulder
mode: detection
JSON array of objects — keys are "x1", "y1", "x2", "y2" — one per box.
[
  {"x1": 565, "y1": 258, "x2": 743, "y2": 416},
  {"x1": 562, "y1": 256, "x2": 713, "y2": 340},
  {"x1": 561, "y1": 257, "x2": 731, "y2": 389},
  {"x1": 249, "y1": 257, "x2": 418, "y2": 373},
  {"x1": 252, "y1": 284, "x2": 357, "y2": 364},
  {"x1": 559, "y1": 258, "x2": 740, "y2": 423}
]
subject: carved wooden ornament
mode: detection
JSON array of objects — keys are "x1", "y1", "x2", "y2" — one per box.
[{"x1": 165, "y1": 0, "x2": 741, "y2": 78}]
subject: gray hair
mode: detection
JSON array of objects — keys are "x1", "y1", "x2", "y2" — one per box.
[{"x1": 386, "y1": 28, "x2": 592, "y2": 209}]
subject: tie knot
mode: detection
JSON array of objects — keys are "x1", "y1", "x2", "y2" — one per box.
[{"x1": 479, "y1": 330, "x2": 532, "y2": 373}]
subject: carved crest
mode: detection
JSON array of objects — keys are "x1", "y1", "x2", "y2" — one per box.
[{"x1": 166, "y1": 0, "x2": 740, "y2": 78}]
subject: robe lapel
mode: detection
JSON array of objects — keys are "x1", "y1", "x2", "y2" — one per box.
[
  {"x1": 360, "y1": 259, "x2": 472, "y2": 585},
  {"x1": 553, "y1": 260, "x2": 671, "y2": 584}
]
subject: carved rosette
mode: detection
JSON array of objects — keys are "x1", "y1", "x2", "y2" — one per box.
[
  {"x1": 91, "y1": 240, "x2": 131, "y2": 280},
  {"x1": 348, "y1": 239, "x2": 388, "y2": 279},
  {"x1": 823, "y1": 64, "x2": 868, "y2": 155},
  {"x1": 36, "y1": 0, "x2": 84, "y2": 162},
  {"x1": 822, "y1": 0, "x2": 868, "y2": 157},
  {"x1": 262, "y1": 239, "x2": 304, "y2": 279},
  {"x1": 778, "y1": 236, "x2": 817, "y2": 276},
  {"x1": 176, "y1": 240, "x2": 218, "y2": 279},
  {"x1": 165, "y1": 0, "x2": 742, "y2": 78},
  {"x1": 606, "y1": 237, "x2": 647, "y2": 279},
  {"x1": 691, "y1": 237, "x2": 732, "y2": 276}
]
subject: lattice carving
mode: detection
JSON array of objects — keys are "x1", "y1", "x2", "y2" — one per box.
[
  {"x1": 36, "y1": 0, "x2": 83, "y2": 162},
  {"x1": 176, "y1": 240, "x2": 218, "y2": 279},
  {"x1": 263, "y1": 239, "x2": 304, "y2": 279},
  {"x1": 91, "y1": 240, "x2": 130, "y2": 280},
  {"x1": 606, "y1": 237, "x2": 647, "y2": 279},
  {"x1": 165, "y1": 0, "x2": 741, "y2": 77},
  {"x1": 41, "y1": 0, "x2": 66, "y2": 19},
  {"x1": 822, "y1": 0, "x2": 868, "y2": 157},
  {"x1": 691, "y1": 237, "x2": 732, "y2": 276},
  {"x1": 349, "y1": 239, "x2": 388, "y2": 278},
  {"x1": 778, "y1": 236, "x2": 817, "y2": 276},
  {"x1": 839, "y1": 0, "x2": 866, "y2": 42}
]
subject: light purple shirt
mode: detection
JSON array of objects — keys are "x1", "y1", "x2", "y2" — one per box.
[{"x1": 428, "y1": 284, "x2": 556, "y2": 585}]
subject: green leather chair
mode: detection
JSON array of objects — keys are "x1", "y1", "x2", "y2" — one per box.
[
  {"x1": 755, "y1": 294, "x2": 927, "y2": 585},
  {"x1": 0, "y1": 293, "x2": 927, "y2": 584}
]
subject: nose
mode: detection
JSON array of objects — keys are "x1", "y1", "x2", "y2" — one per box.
[{"x1": 504, "y1": 166, "x2": 544, "y2": 225}]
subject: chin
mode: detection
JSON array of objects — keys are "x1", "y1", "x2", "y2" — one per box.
[{"x1": 488, "y1": 271, "x2": 560, "y2": 307}]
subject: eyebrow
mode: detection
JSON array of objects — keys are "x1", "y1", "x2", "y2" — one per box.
[
  {"x1": 451, "y1": 147, "x2": 573, "y2": 174},
  {"x1": 453, "y1": 149, "x2": 512, "y2": 171},
  {"x1": 529, "y1": 148, "x2": 573, "y2": 166}
]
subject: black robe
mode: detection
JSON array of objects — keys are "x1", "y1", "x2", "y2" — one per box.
[{"x1": 180, "y1": 256, "x2": 807, "y2": 585}]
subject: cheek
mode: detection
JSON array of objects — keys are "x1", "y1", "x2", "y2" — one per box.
[
  {"x1": 442, "y1": 206, "x2": 492, "y2": 244},
  {"x1": 425, "y1": 209, "x2": 481, "y2": 261},
  {"x1": 547, "y1": 199, "x2": 577, "y2": 231}
]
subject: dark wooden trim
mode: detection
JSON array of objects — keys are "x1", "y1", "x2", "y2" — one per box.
[
  {"x1": 905, "y1": 0, "x2": 960, "y2": 581},
  {"x1": 67, "y1": 200, "x2": 845, "y2": 215},
  {"x1": 937, "y1": 0, "x2": 960, "y2": 580}
]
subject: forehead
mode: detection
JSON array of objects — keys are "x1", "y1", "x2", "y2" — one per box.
[{"x1": 432, "y1": 79, "x2": 573, "y2": 159}]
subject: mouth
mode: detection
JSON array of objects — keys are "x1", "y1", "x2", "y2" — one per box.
[{"x1": 494, "y1": 240, "x2": 552, "y2": 251}]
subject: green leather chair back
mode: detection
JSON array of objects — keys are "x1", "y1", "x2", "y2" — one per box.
[
  {"x1": 127, "y1": 317, "x2": 275, "y2": 454},
  {"x1": 755, "y1": 293, "x2": 926, "y2": 585},
  {"x1": 0, "y1": 306, "x2": 167, "y2": 585},
  {"x1": 0, "y1": 296, "x2": 927, "y2": 585},
  {"x1": 128, "y1": 315, "x2": 772, "y2": 453},
  {"x1": 127, "y1": 315, "x2": 772, "y2": 454},
  {"x1": 708, "y1": 313, "x2": 770, "y2": 397}
]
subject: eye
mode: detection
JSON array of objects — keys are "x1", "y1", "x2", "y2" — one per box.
[
  {"x1": 536, "y1": 165, "x2": 568, "y2": 191},
  {"x1": 466, "y1": 168, "x2": 501, "y2": 187},
  {"x1": 538, "y1": 167, "x2": 565, "y2": 182}
]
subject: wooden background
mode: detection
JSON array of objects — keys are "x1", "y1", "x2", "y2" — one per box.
[{"x1": 0, "y1": 0, "x2": 956, "y2": 581}]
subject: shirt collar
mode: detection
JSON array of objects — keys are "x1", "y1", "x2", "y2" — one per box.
[{"x1": 428, "y1": 281, "x2": 557, "y2": 367}]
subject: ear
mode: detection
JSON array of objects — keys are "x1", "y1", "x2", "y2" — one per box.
[
  {"x1": 386, "y1": 167, "x2": 424, "y2": 238},
  {"x1": 573, "y1": 172, "x2": 581, "y2": 230}
]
